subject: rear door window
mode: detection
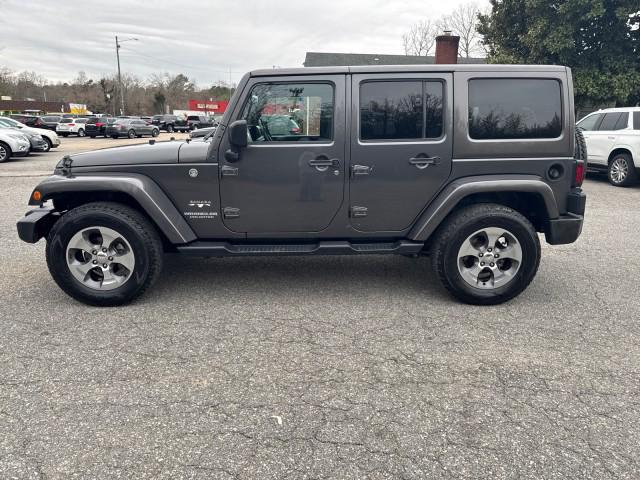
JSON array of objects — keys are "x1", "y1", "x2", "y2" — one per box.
[
  {"x1": 634, "y1": 112, "x2": 640, "y2": 130},
  {"x1": 577, "y1": 113, "x2": 603, "y2": 131},
  {"x1": 598, "y1": 112, "x2": 623, "y2": 131},
  {"x1": 613, "y1": 112, "x2": 629, "y2": 130},
  {"x1": 468, "y1": 78, "x2": 562, "y2": 139},
  {"x1": 360, "y1": 80, "x2": 443, "y2": 140}
]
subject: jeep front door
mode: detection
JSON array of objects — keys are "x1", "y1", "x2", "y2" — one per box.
[
  {"x1": 219, "y1": 77, "x2": 345, "y2": 234},
  {"x1": 349, "y1": 74, "x2": 453, "y2": 232}
]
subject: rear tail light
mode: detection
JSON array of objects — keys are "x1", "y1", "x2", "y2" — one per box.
[
  {"x1": 574, "y1": 160, "x2": 585, "y2": 187},
  {"x1": 68, "y1": 123, "x2": 75, "y2": 127},
  {"x1": 95, "y1": 123, "x2": 104, "y2": 127}
]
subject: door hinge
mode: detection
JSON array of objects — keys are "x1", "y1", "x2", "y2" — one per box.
[
  {"x1": 223, "y1": 207, "x2": 240, "y2": 219},
  {"x1": 350, "y1": 206, "x2": 368, "y2": 218},
  {"x1": 221, "y1": 165, "x2": 239, "y2": 176}
]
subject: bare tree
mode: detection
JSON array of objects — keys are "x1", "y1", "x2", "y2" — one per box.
[
  {"x1": 439, "y1": 3, "x2": 483, "y2": 58},
  {"x1": 402, "y1": 20, "x2": 437, "y2": 56}
]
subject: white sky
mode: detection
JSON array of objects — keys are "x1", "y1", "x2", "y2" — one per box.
[{"x1": 0, "y1": 0, "x2": 488, "y2": 87}]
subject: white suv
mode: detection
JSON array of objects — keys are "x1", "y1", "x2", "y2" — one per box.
[
  {"x1": 56, "y1": 118, "x2": 89, "y2": 137},
  {"x1": 577, "y1": 107, "x2": 640, "y2": 186}
]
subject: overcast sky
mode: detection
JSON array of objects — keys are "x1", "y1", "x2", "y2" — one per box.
[{"x1": 0, "y1": 0, "x2": 487, "y2": 87}]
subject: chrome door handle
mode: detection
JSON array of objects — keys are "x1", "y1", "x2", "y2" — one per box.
[
  {"x1": 409, "y1": 156, "x2": 440, "y2": 169},
  {"x1": 308, "y1": 157, "x2": 340, "y2": 172},
  {"x1": 351, "y1": 164, "x2": 372, "y2": 177}
]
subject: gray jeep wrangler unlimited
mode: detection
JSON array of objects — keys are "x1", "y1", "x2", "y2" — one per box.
[{"x1": 17, "y1": 65, "x2": 587, "y2": 306}]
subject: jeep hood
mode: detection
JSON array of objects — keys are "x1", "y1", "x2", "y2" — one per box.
[{"x1": 59, "y1": 141, "x2": 189, "y2": 168}]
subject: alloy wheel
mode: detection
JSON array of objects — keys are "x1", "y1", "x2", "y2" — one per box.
[
  {"x1": 457, "y1": 227, "x2": 523, "y2": 289},
  {"x1": 610, "y1": 157, "x2": 629, "y2": 184},
  {"x1": 0, "y1": 145, "x2": 7, "y2": 162},
  {"x1": 66, "y1": 226, "x2": 135, "y2": 291}
]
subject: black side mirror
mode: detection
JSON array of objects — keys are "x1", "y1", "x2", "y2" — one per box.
[{"x1": 228, "y1": 120, "x2": 248, "y2": 148}]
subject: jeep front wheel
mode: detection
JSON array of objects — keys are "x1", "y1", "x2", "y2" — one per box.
[
  {"x1": 430, "y1": 203, "x2": 540, "y2": 305},
  {"x1": 46, "y1": 202, "x2": 163, "y2": 306}
]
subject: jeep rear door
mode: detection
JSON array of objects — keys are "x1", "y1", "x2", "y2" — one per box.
[
  {"x1": 348, "y1": 73, "x2": 453, "y2": 232},
  {"x1": 218, "y1": 75, "x2": 346, "y2": 234}
]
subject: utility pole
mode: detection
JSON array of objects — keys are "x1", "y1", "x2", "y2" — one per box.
[{"x1": 115, "y1": 35, "x2": 138, "y2": 116}]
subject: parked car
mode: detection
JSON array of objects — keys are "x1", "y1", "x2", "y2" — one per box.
[
  {"x1": 85, "y1": 117, "x2": 116, "y2": 138},
  {"x1": 0, "y1": 124, "x2": 47, "y2": 152},
  {"x1": 36, "y1": 115, "x2": 62, "y2": 130},
  {"x1": 577, "y1": 107, "x2": 640, "y2": 186},
  {"x1": 151, "y1": 114, "x2": 181, "y2": 132},
  {"x1": 0, "y1": 116, "x2": 61, "y2": 152},
  {"x1": 9, "y1": 114, "x2": 39, "y2": 127},
  {"x1": 56, "y1": 118, "x2": 89, "y2": 137},
  {"x1": 106, "y1": 118, "x2": 160, "y2": 138},
  {"x1": 259, "y1": 115, "x2": 301, "y2": 136},
  {"x1": 184, "y1": 115, "x2": 213, "y2": 131},
  {"x1": 17, "y1": 64, "x2": 586, "y2": 307},
  {"x1": 0, "y1": 129, "x2": 30, "y2": 162}
]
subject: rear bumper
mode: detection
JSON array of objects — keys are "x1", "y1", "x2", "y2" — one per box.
[
  {"x1": 544, "y1": 189, "x2": 586, "y2": 245},
  {"x1": 17, "y1": 207, "x2": 59, "y2": 243}
]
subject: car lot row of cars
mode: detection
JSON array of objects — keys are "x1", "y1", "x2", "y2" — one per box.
[{"x1": 0, "y1": 116, "x2": 60, "y2": 162}]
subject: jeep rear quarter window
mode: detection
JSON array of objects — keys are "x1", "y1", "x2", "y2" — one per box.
[
  {"x1": 240, "y1": 82, "x2": 334, "y2": 142},
  {"x1": 359, "y1": 81, "x2": 443, "y2": 140},
  {"x1": 468, "y1": 79, "x2": 562, "y2": 140}
]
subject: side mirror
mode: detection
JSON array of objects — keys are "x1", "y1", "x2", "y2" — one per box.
[{"x1": 228, "y1": 120, "x2": 248, "y2": 148}]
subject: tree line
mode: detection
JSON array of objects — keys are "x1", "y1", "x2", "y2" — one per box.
[
  {"x1": 0, "y1": 68, "x2": 235, "y2": 115},
  {"x1": 402, "y1": 1, "x2": 640, "y2": 110}
]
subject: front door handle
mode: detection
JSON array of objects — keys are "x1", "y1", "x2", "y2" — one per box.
[
  {"x1": 409, "y1": 156, "x2": 441, "y2": 169},
  {"x1": 308, "y1": 157, "x2": 340, "y2": 172},
  {"x1": 221, "y1": 165, "x2": 238, "y2": 176}
]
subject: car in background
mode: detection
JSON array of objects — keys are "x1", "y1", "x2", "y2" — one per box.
[
  {"x1": 105, "y1": 118, "x2": 160, "y2": 139},
  {"x1": 0, "y1": 116, "x2": 61, "y2": 152},
  {"x1": 56, "y1": 118, "x2": 89, "y2": 137},
  {"x1": 174, "y1": 115, "x2": 213, "y2": 132},
  {"x1": 9, "y1": 114, "x2": 39, "y2": 127},
  {"x1": 577, "y1": 107, "x2": 640, "y2": 186},
  {"x1": 0, "y1": 129, "x2": 31, "y2": 162},
  {"x1": 258, "y1": 114, "x2": 302, "y2": 136},
  {"x1": 0, "y1": 123, "x2": 48, "y2": 152},
  {"x1": 85, "y1": 117, "x2": 116, "y2": 138},
  {"x1": 36, "y1": 115, "x2": 62, "y2": 130},
  {"x1": 151, "y1": 114, "x2": 181, "y2": 132}
]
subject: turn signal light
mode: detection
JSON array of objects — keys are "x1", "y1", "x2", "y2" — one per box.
[{"x1": 32, "y1": 190, "x2": 42, "y2": 202}]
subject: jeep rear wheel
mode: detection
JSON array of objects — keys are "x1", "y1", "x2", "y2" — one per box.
[
  {"x1": 46, "y1": 202, "x2": 163, "y2": 306},
  {"x1": 430, "y1": 203, "x2": 540, "y2": 305}
]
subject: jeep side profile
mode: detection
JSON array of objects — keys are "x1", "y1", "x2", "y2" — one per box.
[{"x1": 17, "y1": 65, "x2": 587, "y2": 306}]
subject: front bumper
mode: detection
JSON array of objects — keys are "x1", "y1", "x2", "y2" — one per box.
[
  {"x1": 544, "y1": 189, "x2": 586, "y2": 245},
  {"x1": 16, "y1": 207, "x2": 59, "y2": 243}
]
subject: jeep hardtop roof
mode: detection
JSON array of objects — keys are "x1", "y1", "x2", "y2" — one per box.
[{"x1": 249, "y1": 64, "x2": 569, "y2": 77}]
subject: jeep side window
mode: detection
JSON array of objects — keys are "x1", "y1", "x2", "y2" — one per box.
[
  {"x1": 359, "y1": 81, "x2": 443, "y2": 140},
  {"x1": 577, "y1": 113, "x2": 603, "y2": 131},
  {"x1": 240, "y1": 82, "x2": 334, "y2": 143},
  {"x1": 468, "y1": 79, "x2": 562, "y2": 139}
]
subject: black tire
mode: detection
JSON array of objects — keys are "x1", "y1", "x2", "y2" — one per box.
[
  {"x1": 89, "y1": 135, "x2": 96, "y2": 139},
  {"x1": 128, "y1": 129, "x2": 136, "y2": 139},
  {"x1": 42, "y1": 137, "x2": 52, "y2": 152},
  {"x1": 111, "y1": 135, "x2": 119, "y2": 139},
  {"x1": 167, "y1": 124, "x2": 174, "y2": 133},
  {"x1": 151, "y1": 128, "x2": 159, "y2": 137},
  {"x1": 77, "y1": 129, "x2": 85, "y2": 137},
  {"x1": 46, "y1": 202, "x2": 164, "y2": 306},
  {"x1": 430, "y1": 203, "x2": 541, "y2": 305},
  {"x1": 607, "y1": 153, "x2": 637, "y2": 187},
  {"x1": 60, "y1": 133, "x2": 69, "y2": 137},
  {"x1": 0, "y1": 142, "x2": 12, "y2": 162}
]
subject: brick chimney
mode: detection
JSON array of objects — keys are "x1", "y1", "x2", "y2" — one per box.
[{"x1": 435, "y1": 30, "x2": 459, "y2": 64}]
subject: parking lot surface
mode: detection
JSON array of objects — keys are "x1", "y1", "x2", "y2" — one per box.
[{"x1": 1, "y1": 137, "x2": 639, "y2": 479}]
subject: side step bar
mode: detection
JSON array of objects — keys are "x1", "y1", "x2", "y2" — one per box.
[{"x1": 176, "y1": 240, "x2": 424, "y2": 257}]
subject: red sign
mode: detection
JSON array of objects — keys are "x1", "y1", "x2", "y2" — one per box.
[{"x1": 187, "y1": 99, "x2": 228, "y2": 113}]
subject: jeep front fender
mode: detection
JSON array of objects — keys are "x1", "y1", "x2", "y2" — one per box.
[
  {"x1": 28, "y1": 173, "x2": 197, "y2": 244},
  {"x1": 408, "y1": 175, "x2": 559, "y2": 241}
]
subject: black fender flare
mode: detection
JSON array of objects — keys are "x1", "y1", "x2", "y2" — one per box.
[
  {"x1": 29, "y1": 173, "x2": 197, "y2": 244},
  {"x1": 408, "y1": 175, "x2": 559, "y2": 241}
]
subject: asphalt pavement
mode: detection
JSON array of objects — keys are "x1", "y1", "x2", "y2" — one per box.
[{"x1": 0, "y1": 136, "x2": 639, "y2": 479}]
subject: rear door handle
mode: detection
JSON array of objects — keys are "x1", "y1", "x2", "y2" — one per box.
[
  {"x1": 351, "y1": 164, "x2": 372, "y2": 177},
  {"x1": 409, "y1": 156, "x2": 440, "y2": 169}
]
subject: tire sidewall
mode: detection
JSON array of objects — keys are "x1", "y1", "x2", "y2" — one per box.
[
  {"x1": 0, "y1": 143, "x2": 11, "y2": 162},
  {"x1": 77, "y1": 129, "x2": 85, "y2": 137},
  {"x1": 42, "y1": 137, "x2": 52, "y2": 152},
  {"x1": 608, "y1": 154, "x2": 634, "y2": 186},
  {"x1": 441, "y1": 215, "x2": 540, "y2": 303},
  {"x1": 47, "y1": 210, "x2": 153, "y2": 305},
  {"x1": 128, "y1": 130, "x2": 136, "y2": 139}
]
